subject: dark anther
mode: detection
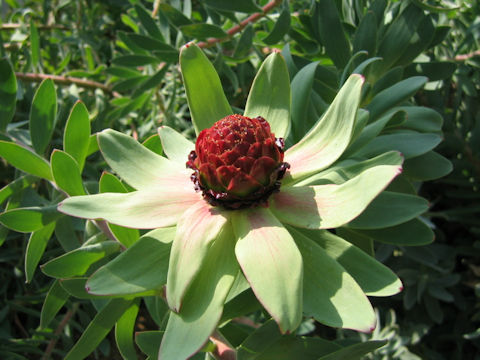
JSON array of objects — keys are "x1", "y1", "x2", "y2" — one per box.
[{"x1": 186, "y1": 150, "x2": 197, "y2": 169}]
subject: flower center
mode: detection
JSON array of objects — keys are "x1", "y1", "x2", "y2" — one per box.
[{"x1": 186, "y1": 114, "x2": 290, "y2": 210}]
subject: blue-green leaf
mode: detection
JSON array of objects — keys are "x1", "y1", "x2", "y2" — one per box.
[
  {"x1": 244, "y1": 51, "x2": 291, "y2": 138},
  {"x1": 64, "y1": 101, "x2": 90, "y2": 170},
  {"x1": 64, "y1": 299, "x2": 133, "y2": 360},
  {"x1": 0, "y1": 141, "x2": 52, "y2": 181},
  {"x1": 180, "y1": 43, "x2": 232, "y2": 134},
  {"x1": 30, "y1": 79, "x2": 57, "y2": 154},
  {"x1": 0, "y1": 58, "x2": 17, "y2": 131}
]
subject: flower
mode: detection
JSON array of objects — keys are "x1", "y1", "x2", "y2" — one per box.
[
  {"x1": 187, "y1": 114, "x2": 289, "y2": 208},
  {"x1": 58, "y1": 43, "x2": 404, "y2": 360}
]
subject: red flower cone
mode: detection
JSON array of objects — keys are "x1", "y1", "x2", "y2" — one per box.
[{"x1": 187, "y1": 114, "x2": 289, "y2": 209}]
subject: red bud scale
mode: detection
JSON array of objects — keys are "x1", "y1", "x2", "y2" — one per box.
[{"x1": 187, "y1": 114, "x2": 289, "y2": 209}]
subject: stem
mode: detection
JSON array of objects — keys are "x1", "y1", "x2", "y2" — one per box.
[
  {"x1": 210, "y1": 331, "x2": 236, "y2": 360},
  {"x1": 152, "y1": 0, "x2": 162, "y2": 17},
  {"x1": 42, "y1": 303, "x2": 79, "y2": 360},
  {"x1": 0, "y1": 23, "x2": 69, "y2": 31},
  {"x1": 197, "y1": 0, "x2": 283, "y2": 49},
  {"x1": 14, "y1": 72, "x2": 116, "y2": 94},
  {"x1": 454, "y1": 50, "x2": 480, "y2": 61}
]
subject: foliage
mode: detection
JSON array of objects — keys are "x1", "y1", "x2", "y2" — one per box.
[{"x1": 0, "y1": 0, "x2": 477, "y2": 359}]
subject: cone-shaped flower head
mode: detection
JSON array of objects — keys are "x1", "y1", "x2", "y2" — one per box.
[{"x1": 187, "y1": 114, "x2": 289, "y2": 209}]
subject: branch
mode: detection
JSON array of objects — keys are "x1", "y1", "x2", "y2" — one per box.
[
  {"x1": 42, "y1": 303, "x2": 79, "y2": 360},
  {"x1": 14, "y1": 72, "x2": 115, "y2": 94},
  {"x1": 454, "y1": 50, "x2": 480, "y2": 61},
  {"x1": 1, "y1": 23, "x2": 69, "y2": 31},
  {"x1": 197, "y1": 0, "x2": 283, "y2": 49},
  {"x1": 152, "y1": 0, "x2": 162, "y2": 17}
]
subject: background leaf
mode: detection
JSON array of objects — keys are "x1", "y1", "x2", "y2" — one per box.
[{"x1": 29, "y1": 79, "x2": 57, "y2": 154}]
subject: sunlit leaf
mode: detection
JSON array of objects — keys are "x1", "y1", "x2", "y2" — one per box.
[
  {"x1": 30, "y1": 79, "x2": 57, "y2": 154},
  {"x1": 64, "y1": 101, "x2": 90, "y2": 170},
  {"x1": 0, "y1": 141, "x2": 53, "y2": 181},
  {"x1": 232, "y1": 207, "x2": 303, "y2": 333},
  {"x1": 86, "y1": 228, "x2": 175, "y2": 296},
  {"x1": 180, "y1": 43, "x2": 232, "y2": 134},
  {"x1": 244, "y1": 51, "x2": 291, "y2": 138}
]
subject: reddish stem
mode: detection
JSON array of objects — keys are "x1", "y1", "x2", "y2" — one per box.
[
  {"x1": 197, "y1": 0, "x2": 283, "y2": 48},
  {"x1": 14, "y1": 72, "x2": 115, "y2": 94}
]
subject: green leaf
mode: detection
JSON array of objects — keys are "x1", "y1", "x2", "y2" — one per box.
[
  {"x1": 0, "y1": 175, "x2": 36, "y2": 205},
  {"x1": 97, "y1": 129, "x2": 184, "y2": 190},
  {"x1": 406, "y1": 61, "x2": 457, "y2": 81},
  {"x1": 205, "y1": 0, "x2": 261, "y2": 13},
  {"x1": 347, "y1": 191, "x2": 429, "y2": 229},
  {"x1": 25, "y1": 222, "x2": 55, "y2": 283},
  {"x1": 41, "y1": 241, "x2": 121, "y2": 278},
  {"x1": 315, "y1": 0, "x2": 351, "y2": 69},
  {"x1": 232, "y1": 207, "x2": 303, "y2": 333},
  {"x1": 290, "y1": 227, "x2": 402, "y2": 297},
  {"x1": 64, "y1": 299, "x2": 133, "y2": 360},
  {"x1": 132, "y1": 67, "x2": 169, "y2": 97},
  {"x1": 236, "y1": 319, "x2": 341, "y2": 360},
  {"x1": 297, "y1": 151, "x2": 403, "y2": 187},
  {"x1": 136, "y1": 331, "x2": 164, "y2": 358},
  {"x1": 55, "y1": 216, "x2": 80, "y2": 252},
  {"x1": 167, "y1": 201, "x2": 229, "y2": 311},
  {"x1": 403, "y1": 151, "x2": 452, "y2": 181},
  {"x1": 86, "y1": 228, "x2": 175, "y2": 296},
  {"x1": 64, "y1": 101, "x2": 90, "y2": 170},
  {"x1": 263, "y1": 8, "x2": 291, "y2": 45},
  {"x1": 99, "y1": 172, "x2": 128, "y2": 193},
  {"x1": 290, "y1": 61, "x2": 318, "y2": 141},
  {"x1": 134, "y1": 4, "x2": 164, "y2": 41},
  {"x1": 30, "y1": 79, "x2": 57, "y2": 154},
  {"x1": 159, "y1": 4, "x2": 192, "y2": 27},
  {"x1": 244, "y1": 51, "x2": 291, "y2": 138},
  {"x1": 112, "y1": 55, "x2": 159, "y2": 67},
  {"x1": 142, "y1": 134, "x2": 163, "y2": 156},
  {"x1": 158, "y1": 126, "x2": 193, "y2": 163},
  {"x1": 234, "y1": 24, "x2": 254, "y2": 58},
  {"x1": 342, "y1": 110, "x2": 406, "y2": 158},
  {"x1": 0, "y1": 141, "x2": 52, "y2": 181},
  {"x1": 40, "y1": 280, "x2": 70, "y2": 329},
  {"x1": 0, "y1": 205, "x2": 61, "y2": 232},
  {"x1": 51, "y1": 150, "x2": 85, "y2": 196},
  {"x1": 353, "y1": 11, "x2": 377, "y2": 55},
  {"x1": 0, "y1": 58, "x2": 17, "y2": 131},
  {"x1": 284, "y1": 75, "x2": 364, "y2": 183},
  {"x1": 60, "y1": 278, "x2": 109, "y2": 299},
  {"x1": 319, "y1": 341, "x2": 387, "y2": 360},
  {"x1": 357, "y1": 133, "x2": 442, "y2": 159},
  {"x1": 345, "y1": 218, "x2": 434, "y2": 246},
  {"x1": 291, "y1": 228, "x2": 376, "y2": 332},
  {"x1": 125, "y1": 33, "x2": 176, "y2": 53},
  {"x1": 180, "y1": 43, "x2": 232, "y2": 134},
  {"x1": 400, "y1": 106, "x2": 443, "y2": 133},
  {"x1": 59, "y1": 189, "x2": 200, "y2": 229},
  {"x1": 366, "y1": 76, "x2": 427, "y2": 121},
  {"x1": 272, "y1": 164, "x2": 401, "y2": 230},
  {"x1": 393, "y1": 16, "x2": 435, "y2": 67},
  {"x1": 375, "y1": 4, "x2": 423, "y2": 74},
  {"x1": 180, "y1": 24, "x2": 227, "y2": 40},
  {"x1": 115, "y1": 299, "x2": 140, "y2": 360},
  {"x1": 159, "y1": 225, "x2": 238, "y2": 360},
  {"x1": 30, "y1": 19, "x2": 40, "y2": 70}
]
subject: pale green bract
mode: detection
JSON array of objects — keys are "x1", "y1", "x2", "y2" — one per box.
[{"x1": 59, "y1": 43, "x2": 403, "y2": 360}]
